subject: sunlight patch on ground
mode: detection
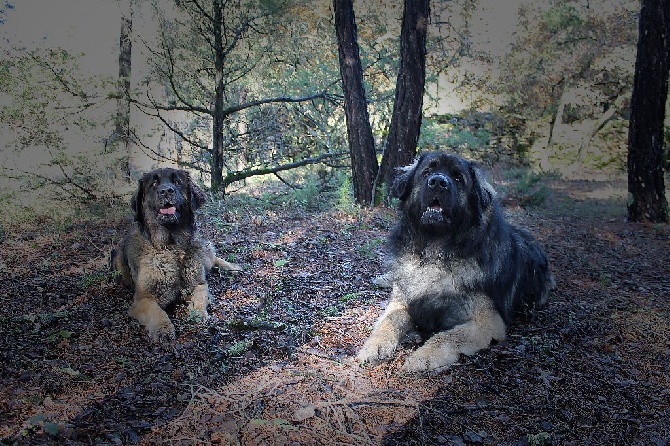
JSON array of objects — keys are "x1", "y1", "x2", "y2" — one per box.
[
  {"x1": 575, "y1": 184, "x2": 627, "y2": 200},
  {"x1": 141, "y1": 352, "x2": 435, "y2": 445}
]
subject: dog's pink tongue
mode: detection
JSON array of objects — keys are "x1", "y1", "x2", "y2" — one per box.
[{"x1": 160, "y1": 206, "x2": 176, "y2": 215}]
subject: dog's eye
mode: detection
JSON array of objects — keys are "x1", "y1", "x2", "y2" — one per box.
[
  {"x1": 151, "y1": 180, "x2": 158, "y2": 188},
  {"x1": 174, "y1": 177, "x2": 182, "y2": 186},
  {"x1": 421, "y1": 168, "x2": 431, "y2": 178}
]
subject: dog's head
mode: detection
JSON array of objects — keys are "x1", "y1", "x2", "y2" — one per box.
[
  {"x1": 131, "y1": 168, "x2": 207, "y2": 233},
  {"x1": 392, "y1": 151, "x2": 496, "y2": 231}
]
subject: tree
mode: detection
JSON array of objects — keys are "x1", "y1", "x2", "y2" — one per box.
[
  {"x1": 114, "y1": 0, "x2": 133, "y2": 181},
  {"x1": 133, "y1": 0, "x2": 342, "y2": 193},
  {"x1": 333, "y1": 0, "x2": 378, "y2": 206},
  {"x1": 376, "y1": 0, "x2": 430, "y2": 194},
  {"x1": 498, "y1": 1, "x2": 638, "y2": 170},
  {"x1": 0, "y1": 47, "x2": 120, "y2": 205},
  {"x1": 627, "y1": 0, "x2": 669, "y2": 223}
]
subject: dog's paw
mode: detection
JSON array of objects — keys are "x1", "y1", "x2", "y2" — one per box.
[
  {"x1": 148, "y1": 321, "x2": 176, "y2": 344},
  {"x1": 401, "y1": 346, "x2": 458, "y2": 373},
  {"x1": 356, "y1": 337, "x2": 398, "y2": 365},
  {"x1": 372, "y1": 273, "x2": 393, "y2": 289},
  {"x1": 187, "y1": 307, "x2": 209, "y2": 322}
]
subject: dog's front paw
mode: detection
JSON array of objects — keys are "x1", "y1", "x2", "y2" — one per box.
[
  {"x1": 187, "y1": 284, "x2": 210, "y2": 321},
  {"x1": 356, "y1": 337, "x2": 398, "y2": 365},
  {"x1": 402, "y1": 346, "x2": 459, "y2": 373},
  {"x1": 147, "y1": 320, "x2": 176, "y2": 344}
]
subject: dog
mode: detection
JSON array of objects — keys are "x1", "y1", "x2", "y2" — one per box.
[
  {"x1": 357, "y1": 151, "x2": 554, "y2": 372},
  {"x1": 112, "y1": 167, "x2": 241, "y2": 343}
]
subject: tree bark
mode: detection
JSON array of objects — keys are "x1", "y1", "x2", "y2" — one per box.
[
  {"x1": 116, "y1": 0, "x2": 133, "y2": 180},
  {"x1": 377, "y1": 0, "x2": 429, "y2": 194},
  {"x1": 333, "y1": 0, "x2": 379, "y2": 206},
  {"x1": 211, "y1": 0, "x2": 225, "y2": 192},
  {"x1": 627, "y1": 0, "x2": 669, "y2": 223}
]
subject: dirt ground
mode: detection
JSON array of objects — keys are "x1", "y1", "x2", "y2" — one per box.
[{"x1": 0, "y1": 178, "x2": 668, "y2": 445}]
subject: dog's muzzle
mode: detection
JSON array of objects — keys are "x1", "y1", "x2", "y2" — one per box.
[
  {"x1": 420, "y1": 174, "x2": 454, "y2": 226},
  {"x1": 156, "y1": 184, "x2": 181, "y2": 220}
]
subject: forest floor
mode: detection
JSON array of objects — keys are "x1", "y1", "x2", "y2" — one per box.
[{"x1": 0, "y1": 176, "x2": 669, "y2": 445}]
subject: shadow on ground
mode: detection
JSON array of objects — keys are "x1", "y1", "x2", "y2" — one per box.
[{"x1": 1, "y1": 179, "x2": 668, "y2": 445}]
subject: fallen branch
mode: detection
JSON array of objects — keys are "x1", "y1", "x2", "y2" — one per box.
[{"x1": 293, "y1": 398, "x2": 418, "y2": 422}]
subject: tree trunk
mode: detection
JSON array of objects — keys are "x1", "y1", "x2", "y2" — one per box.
[
  {"x1": 575, "y1": 100, "x2": 620, "y2": 164},
  {"x1": 116, "y1": 0, "x2": 133, "y2": 180},
  {"x1": 333, "y1": 0, "x2": 379, "y2": 206},
  {"x1": 211, "y1": 0, "x2": 225, "y2": 192},
  {"x1": 627, "y1": 0, "x2": 669, "y2": 223},
  {"x1": 542, "y1": 89, "x2": 566, "y2": 172},
  {"x1": 377, "y1": 0, "x2": 429, "y2": 194}
]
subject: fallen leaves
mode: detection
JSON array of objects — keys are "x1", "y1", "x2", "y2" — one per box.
[{"x1": 1, "y1": 181, "x2": 669, "y2": 444}]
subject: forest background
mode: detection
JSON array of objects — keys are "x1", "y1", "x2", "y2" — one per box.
[
  {"x1": 0, "y1": 0, "x2": 659, "y2": 223},
  {"x1": 1, "y1": 1, "x2": 669, "y2": 444}
]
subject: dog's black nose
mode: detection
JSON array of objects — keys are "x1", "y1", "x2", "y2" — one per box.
[
  {"x1": 157, "y1": 184, "x2": 176, "y2": 197},
  {"x1": 427, "y1": 174, "x2": 449, "y2": 190}
]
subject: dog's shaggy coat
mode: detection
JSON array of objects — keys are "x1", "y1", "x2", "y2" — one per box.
[
  {"x1": 357, "y1": 152, "x2": 554, "y2": 372},
  {"x1": 112, "y1": 168, "x2": 240, "y2": 342}
]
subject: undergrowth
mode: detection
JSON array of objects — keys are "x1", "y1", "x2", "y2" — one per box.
[{"x1": 499, "y1": 167, "x2": 557, "y2": 207}]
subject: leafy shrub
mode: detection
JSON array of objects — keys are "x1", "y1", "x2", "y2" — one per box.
[
  {"x1": 500, "y1": 168, "x2": 555, "y2": 207},
  {"x1": 419, "y1": 118, "x2": 491, "y2": 154}
]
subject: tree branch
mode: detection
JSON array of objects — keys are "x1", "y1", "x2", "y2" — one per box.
[
  {"x1": 123, "y1": 91, "x2": 335, "y2": 118},
  {"x1": 219, "y1": 92, "x2": 336, "y2": 118},
  {"x1": 221, "y1": 152, "x2": 347, "y2": 189}
]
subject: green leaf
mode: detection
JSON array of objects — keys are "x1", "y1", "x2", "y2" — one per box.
[
  {"x1": 28, "y1": 414, "x2": 46, "y2": 425},
  {"x1": 274, "y1": 259, "x2": 288, "y2": 267},
  {"x1": 56, "y1": 367, "x2": 81, "y2": 377},
  {"x1": 44, "y1": 422, "x2": 60, "y2": 436},
  {"x1": 46, "y1": 329, "x2": 73, "y2": 342}
]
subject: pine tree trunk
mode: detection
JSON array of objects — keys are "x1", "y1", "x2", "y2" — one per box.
[
  {"x1": 211, "y1": 0, "x2": 225, "y2": 192},
  {"x1": 116, "y1": 0, "x2": 132, "y2": 180},
  {"x1": 627, "y1": 0, "x2": 669, "y2": 223},
  {"x1": 333, "y1": 0, "x2": 379, "y2": 206},
  {"x1": 377, "y1": 0, "x2": 429, "y2": 193}
]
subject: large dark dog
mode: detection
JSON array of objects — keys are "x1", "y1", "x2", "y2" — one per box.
[
  {"x1": 357, "y1": 152, "x2": 554, "y2": 372},
  {"x1": 112, "y1": 168, "x2": 241, "y2": 343}
]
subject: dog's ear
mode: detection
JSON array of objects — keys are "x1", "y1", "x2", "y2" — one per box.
[
  {"x1": 391, "y1": 155, "x2": 422, "y2": 201},
  {"x1": 131, "y1": 178, "x2": 145, "y2": 225},
  {"x1": 188, "y1": 175, "x2": 208, "y2": 212},
  {"x1": 469, "y1": 162, "x2": 496, "y2": 211}
]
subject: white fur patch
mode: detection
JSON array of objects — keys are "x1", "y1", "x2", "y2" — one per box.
[
  {"x1": 398, "y1": 158, "x2": 419, "y2": 174},
  {"x1": 390, "y1": 252, "x2": 485, "y2": 303}
]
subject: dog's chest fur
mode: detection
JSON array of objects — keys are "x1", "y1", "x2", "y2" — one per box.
[
  {"x1": 145, "y1": 245, "x2": 205, "y2": 307},
  {"x1": 126, "y1": 229, "x2": 207, "y2": 307},
  {"x1": 391, "y1": 252, "x2": 484, "y2": 299},
  {"x1": 390, "y1": 251, "x2": 486, "y2": 332}
]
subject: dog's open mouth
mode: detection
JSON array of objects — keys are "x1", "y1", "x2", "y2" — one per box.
[
  {"x1": 427, "y1": 199, "x2": 443, "y2": 213},
  {"x1": 421, "y1": 198, "x2": 450, "y2": 226},
  {"x1": 159, "y1": 206, "x2": 177, "y2": 215}
]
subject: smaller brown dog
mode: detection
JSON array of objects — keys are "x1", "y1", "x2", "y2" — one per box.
[{"x1": 112, "y1": 167, "x2": 241, "y2": 343}]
